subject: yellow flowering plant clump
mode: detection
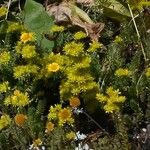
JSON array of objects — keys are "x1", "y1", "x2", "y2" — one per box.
[
  {"x1": 96, "y1": 87, "x2": 126, "y2": 113},
  {"x1": 4, "y1": 90, "x2": 30, "y2": 107},
  {"x1": 1, "y1": 0, "x2": 150, "y2": 148},
  {"x1": 0, "y1": 114, "x2": 11, "y2": 130}
]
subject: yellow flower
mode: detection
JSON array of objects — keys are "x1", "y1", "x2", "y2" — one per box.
[
  {"x1": 58, "y1": 108, "x2": 74, "y2": 126},
  {"x1": 0, "y1": 51, "x2": 11, "y2": 65},
  {"x1": 70, "y1": 97, "x2": 81, "y2": 107},
  {"x1": 88, "y1": 41, "x2": 102, "y2": 52},
  {"x1": 0, "y1": 81, "x2": 9, "y2": 93},
  {"x1": 63, "y1": 41, "x2": 84, "y2": 56},
  {"x1": 50, "y1": 25, "x2": 64, "y2": 32},
  {"x1": 21, "y1": 45, "x2": 36, "y2": 58},
  {"x1": 4, "y1": 90, "x2": 30, "y2": 107},
  {"x1": 0, "y1": 114, "x2": 11, "y2": 130},
  {"x1": 66, "y1": 131, "x2": 76, "y2": 140},
  {"x1": 45, "y1": 122, "x2": 54, "y2": 132},
  {"x1": 115, "y1": 68, "x2": 131, "y2": 77},
  {"x1": 14, "y1": 114, "x2": 27, "y2": 126},
  {"x1": 74, "y1": 31, "x2": 87, "y2": 40},
  {"x1": 114, "y1": 36, "x2": 123, "y2": 44},
  {"x1": 146, "y1": 67, "x2": 150, "y2": 77},
  {"x1": 47, "y1": 62, "x2": 60, "y2": 72},
  {"x1": 0, "y1": 6, "x2": 7, "y2": 17},
  {"x1": 33, "y1": 138, "x2": 42, "y2": 147},
  {"x1": 20, "y1": 32, "x2": 34, "y2": 43}
]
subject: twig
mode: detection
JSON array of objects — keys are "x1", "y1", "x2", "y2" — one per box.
[
  {"x1": 83, "y1": 111, "x2": 110, "y2": 137},
  {"x1": 127, "y1": 4, "x2": 147, "y2": 62},
  {"x1": 5, "y1": 0, "x2": 12, "y2": 20}
]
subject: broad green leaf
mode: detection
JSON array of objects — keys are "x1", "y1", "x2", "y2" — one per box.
[{"x1": 23, "y1": 0, "x2": 54, "y2": 50}]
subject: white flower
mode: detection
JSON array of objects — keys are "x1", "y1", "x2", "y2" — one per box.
[
  {"x1": 73, "y1": 108, "x2": 83, "y2": 115},
  {"x1": 75, "y1": 143, "x2": 93, "y2": 150},
  {"x1": 75, "y1": 131, "x2": 87, "y2": 140}
]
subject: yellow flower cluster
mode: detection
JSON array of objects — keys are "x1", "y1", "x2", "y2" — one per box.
[
  {"x1": 60, "y1": 53, "x2": 98, "y2": 98},
  {"x1": 96, "y1": 87, "x2": 126, "y2": 113},
  {"x1": 0, "y1": 81, "x2": 10, "y2": 93},
  {"x1": 63, "y1": 41, "x2": 84, "y2": 56},
  {"x1": 66, "y1": 131, "x2": 76, "y2": 140},
  {"x1": 88, "y1": 41, "x2": 102, "y2": 52},
  {"x1": 114, "y1": 36, "x2": 123, "y2": 44},
  {"x1": 74, "y1": 31, "x2": 87, "y2": 40},
  {"x1": 4, "y1": 90, "x2": 30, "y2": 107},
  {"x1": 48, "y1": 104, "x2": 62, "y2": 120},
  {"x1": 0, "y1": 114, "x2": 11, "y2": 130},
  {"x1": 48, "y1": 105, "x2": 74, "y2": 126},
  {"x1": 21, "y1": 45, "x2": 37, "y2": 58},
  {"x1": 7, "y1": 22, "x2": 24, "y2": 33},
  {"x1": 0, "y1": 6, "x2": 7, "y2": 17},
  {"x1": 20, "y1": 32, "x2": 34, "y2": 43},
  {"x1": 115, "y1": 68, "x2": 131, "y2": 77},
  {"x1": 13, "y1": 64, "x2": 39, "y2": 79},
  {"x1": 50, "y1": 25, "x2": 64, "y2": 32},
  {"x1": 146, "y1": 67, "x2": 150, "y2": 77},
  {"x1": 0, "y1": 51, "x2": 11, "y2": 65}
]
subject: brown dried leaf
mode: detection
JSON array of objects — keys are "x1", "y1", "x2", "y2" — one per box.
[{"x1": 47, "y1": 2, "x2": 104, "y2": 40}]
